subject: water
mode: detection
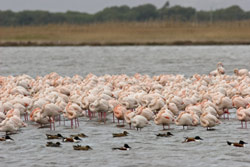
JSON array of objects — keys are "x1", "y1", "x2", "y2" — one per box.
[
  {"x1": 1, "y1": 46, "x2": 250, "y2": 77},
  {"x1": 0, "y1": 46, "x2": 250, "y2": 167}
]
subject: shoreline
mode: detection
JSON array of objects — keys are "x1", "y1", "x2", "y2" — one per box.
[{"x1": 1, "y1": 41, "x2": 250, "y2": 46}]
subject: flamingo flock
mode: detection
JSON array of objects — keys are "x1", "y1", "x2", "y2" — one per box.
[{"x1": 0, "y1": 63, "x2": 249, "y2": 136}]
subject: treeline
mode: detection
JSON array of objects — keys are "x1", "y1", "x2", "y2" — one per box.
[{"x1": 1, "y1": 2, "x2": 250, "y2": 26}]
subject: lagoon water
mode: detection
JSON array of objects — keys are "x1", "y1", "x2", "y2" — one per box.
[
  {"x1": 0, "y1": 46, "x2": 250, "y2": 167},
  {"x1": 1, "y1": 46, "x2": 250, "y2": 77}
]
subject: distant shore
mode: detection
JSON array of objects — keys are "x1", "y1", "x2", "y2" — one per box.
[
  {"x1": 1, "y1": 21, "x2": 250, "y2": 46},
  {"x1": 1, "y1": 41, "x2": 250, "y2": 46}
]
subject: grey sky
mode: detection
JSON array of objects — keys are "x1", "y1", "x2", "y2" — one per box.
[{"x1": 0, "y1": 0, "x2": 249, "y2": 13}]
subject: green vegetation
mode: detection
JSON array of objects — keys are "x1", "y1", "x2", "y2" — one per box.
[{"x1": 0, "y1": 2, "x2": 250, "y2": 26}]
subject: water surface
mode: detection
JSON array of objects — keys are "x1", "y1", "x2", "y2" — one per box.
[{"x1": 0, "y1": 46, "x2": 250, "y2": 167}]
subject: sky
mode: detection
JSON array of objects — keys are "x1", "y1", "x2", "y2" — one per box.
[{"x1": 0, "y1": 0, "x2": 249, "y2": 13}]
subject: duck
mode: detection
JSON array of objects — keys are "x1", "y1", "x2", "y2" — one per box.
[
  {"x1": 112, "y1": 131, "x2": 129, "y2": 137},
  {"x1": 183, "y1": 136, "x2": 203, "y2": 143},
  {"x1": 0, "y1": 135, "x2": 14, "y2": 141},
  {"x1": 46, "y1": 142, "x2": 61, "y2": 147},
  {"x1": 112, "y1": 144, "x2": 131, "y2": 151},
  {"x1": 46, "y1": 133, "x2": 64, "y2": 139},
  {"x1": 156, "y1": 132, "x2": 173, "y2": 137},
  {"x1": 62, "y1": 136, "x2": 82, "y2": 143},
  {"x1": 70, "y1": 133, "x2": 88, "y2": 138},
  {"x1": 227, "y1": 140, "x2": 247, "y2": 147},
  {"x1": 73, "y1": 145, "x2": 92, "y2": 151}
]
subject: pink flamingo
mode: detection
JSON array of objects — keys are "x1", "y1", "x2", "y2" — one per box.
[
  {"x1": 154, "y1": 109, "x2": 175, "y2": 130},
  {"x1": 64, "y1": 102, "x2": 82, "y2": 128},
  {"x1": 236, "y1": 107, "x2": 250, "y2": 128},
  {"x1": 41, "y1": 103, "x2": 62, "y2": 130},
  {"x1": 113, "y1": 104, "x2": 126, "y2": 124},
  {"x1": 200, "y1": 112, "x2": 221, "y2": 130}
]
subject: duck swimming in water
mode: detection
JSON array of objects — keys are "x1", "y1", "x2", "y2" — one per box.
[
  {"x1": 227, "y1": 140, "x2": 247, "y2": 147},
  {"x1": 183, "y1": 136, "x2": 203, "y2": 143},
  {"x1": 46, "y1": 142, "x2": 61, "y2": 147},
  {"x1": 156, "y1": 132, "x2": 173, "y2": 137},
  {"x1": 70, "y1": 133, "x2": 88, "y2": 138},
  {"x1": 73, "y1": 145, "x2": 92, "y2": 151},
  {"x1": 63, "y1": 136, "x2": 82, "y2": 143},
  {"x1": 46, "y1": 133, "x2": 64, "y2": 139},
  {"x1": 112, "y1": 144, "x2": 131, "y2": 151},
  {"x1": 112, "y1": 131, "x2": 129, "y2": 137},
  {"x1": 0, "y1": 135, "x2": 14, "y2": 141}
]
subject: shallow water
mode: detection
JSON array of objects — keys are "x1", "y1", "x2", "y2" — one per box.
[
  {"x1": 0, "y1": 46, "x2": 250, "y2": 167},
  {"x1": 1, "y1": 46, "x2": 250, "y2": 77}
]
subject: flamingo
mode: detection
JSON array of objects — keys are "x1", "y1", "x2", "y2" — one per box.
[
  {"x1": 154, "y1": 109, "x2": 175, "y2": 130},
  {"x1": 135, "y1": 106, "x2": 154, "y2": 121},
  {"x1": 0, "y1": 118, "x2": 19, "y2": 134},
  {"x1": 234, "y1": 68, "x2": 249, "y2": 76},
  {"x1": 124, "y1": 110, "x2": 135, "y2": 129},
  {"x1": 0, "y1": 110, "x2": 26, "y2": 134},
  {"x1": 209, "y1": 62, "x2": 225, "y2": 76},
  {"x1": 41, "y1": 103, "x2": 62, "y2": 130},
  {"x1": 232, "y1": 96, "x2": 248, "y2": 109},
  {"x1": 89, "y1": 98, "x2": 109, "y2": 123},
  {"x1": 30, "y1": 108, "x2": 50, "y2": 127},
  {"x1": 113, "y1": 104, "x2": 126, "y2": 124},
  {"x1": 175, "y1": 111, "x2": 194, "y2": 129},
  {"x1": 236, "y1": 107, "x2": 250, "y2": 128},
  {"x1": 131, "y1": 115, "x2": 148, "y2": 131},
  {"x1": 200, "y1": 112, "x2": 221, "y2": 130},
  {"x1": 64, "y1": 102, "x2": 82, "y2": 128}
]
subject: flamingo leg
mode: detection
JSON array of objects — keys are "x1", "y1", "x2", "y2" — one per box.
[
  {"x1": 75, "y1": 118, "x2": 77, "y2": 129},
  {"x1": 99, "y1": 112, "x2": 102, "y2": 121},
  {"x1": 113, "y1": 113, "x2": 115, "y2": 123},
  {"x1": 163, "y1": 124, "x2": 165, "y2": 130},
  {"x1": 104, "y1": 112, "x2": 106, "y2": 123},
  {"x1": 71, "y1": 119, "x2": 73, "y2": 129},
  {"x1": 225, "y1": 109, "x2": 229, "y2": 120},
  {"x1": 58, "y1": 115, "x2": 61, "y2": 126},
  {"x1": 25, "y1": 113, "x2": 28, "y2": 122},
  {"x1": 241, "y1": 121, "x2": 243, "y2": 128},
  {"x1": 49, "y1": 117, "x2": 52, "y2": 130},
  {"x1": 53, "y1": 116, "x2": 55, "y2": 130},
  {"x1": 23, "y1": 113, "x2": 26, "y2": 122},
  {"x1": 23, "y1": 114, "x2": 26, "y2": 122},
  {"x1": 246, "y1": 121, "x2": 247, "y2": 129},
  {"x1": 88, "y1": 110, "x2": 92, "y2": 120}
]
